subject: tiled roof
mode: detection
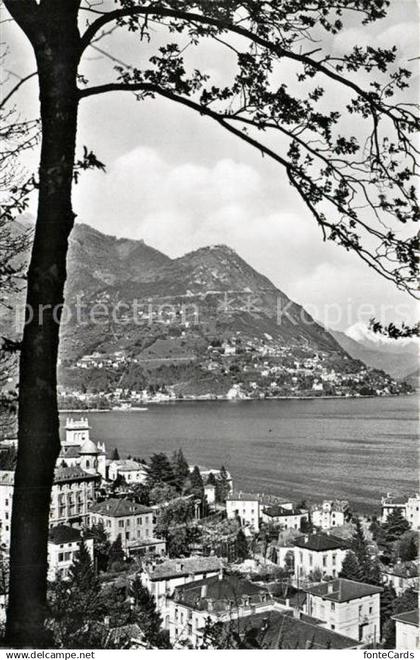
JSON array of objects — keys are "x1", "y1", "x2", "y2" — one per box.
[
  {"x1": 79, "y1": 439, "x2": 100, "y2": 455},
  {"x1": 392, "y1": 609, "x2": 419, "y2": 627},
  {"x1": 306, "y1": 578, "x2": 382, "y2": 603},
  {"x1": 293, "y1": 533, "x2": 348, "y2": 552},
  {"x1": 111, "y1": 460, "x2": 145, "y2": 471},
  {"x1": 89, "y1": 497, "x2": 152, "y2": 517},
  {"x1": 223, "y1": 610, "x2": 361, "y2": 649},
  {"x1": 59, "y1": 446, "x2": 81, "y2": 459},
  {"x1": 227, "y1": 491, "x2": 260, "y2": 502},
  {"x1": 145, "y1": 556, "x2": 223, "y2": 581},
  {"x1": 263, "y1": 505, "x2": 303, "y2": 518},
  {"x1": 48, "y1": 525, "x2": 83, "y2": 545},
  {"x1": 54, "y1": 465, "x2": 97, "y2": 483},
  {"x1": 227, "y1": 492, "x2": 291, "y2": 506},
  {"x1": 173, "y1": 574, "x2": 268, "y2": 611}
]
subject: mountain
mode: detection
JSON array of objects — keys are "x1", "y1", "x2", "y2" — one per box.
[
  {"x1": 52, "y1": 222, "x2": 408, "y2": 401},
  {"x1": 331, "y1": 329, "x2": 418, "y2": 380}
]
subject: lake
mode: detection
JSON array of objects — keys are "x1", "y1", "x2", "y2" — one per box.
[{"x1": 60, "y1": 395, "x2": 418, "y2": 513}]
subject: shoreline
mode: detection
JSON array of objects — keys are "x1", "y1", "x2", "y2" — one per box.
[{"x1": 58, "y1": 391, "x2": 414, "y2": 413}]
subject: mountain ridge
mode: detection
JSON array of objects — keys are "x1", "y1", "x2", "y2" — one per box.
[{"x1": 54, "y1": 222, "x2": 409, "y2": 401}]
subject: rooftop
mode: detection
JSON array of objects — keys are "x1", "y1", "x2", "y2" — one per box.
[
  {"x1": 222, "y1": 610, "x2": 361, "y2": 649},
  {"x1": 392, "y1": 609, "x2": 419, "y2": 627},
  {"x1": 111, "y1": 459, "x2": 145, "y2": 471},
  {"x1": 227, "y1": 491, "x2": 259, "y2": 502},
  {"x1": 145, "y1": 556, "x2": 223, "y2": 581},
  {"x1": 59, "y1": 446, "x2": 81, "y2": 459},
  {"x1": 54, "y1": 465, "x2": 98, "y2": 484},
  {"x1": 293, "y1": 533, "x2": 349, "y2": 552},
  {"x1": 89, "y1": 497, "x2": 152, "y2": 517},
  {"x1": 173, "y1": 574, "x2": 268, "y2": 611},
  {"x1": 79, "y1": 438, "x2": 100, "y2": 455},
  {"x1": 306, "y1": 578, "x2": 383, "y2": 603},
  {"x1": 48, "y1": 525, "x2": 83, "y2": 545},
  {"x1": 227, "y1": 491, "x2": 291, "y2": 506},
  {"x1": 263, "y1": 505, "x2": 303, "y2": 518}
]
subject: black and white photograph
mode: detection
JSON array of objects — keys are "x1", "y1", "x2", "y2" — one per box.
[{"x1": 0, "y1": 0, "x2": 418, "y2": 653}]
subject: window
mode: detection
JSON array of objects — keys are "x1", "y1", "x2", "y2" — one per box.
[
  {"x1": 369, "y1": 606, "x2": 373, "y2": 614},
  {"x1": 322, "y1": 555, "x2": 327, "y2": 567},
  {"x1": 331, "y1": 624, "x2": 335, "y2": 630},
  {"x1": 331, "y1": 603, "x2": 335, "y2": 611},
  {"x1": 126, "y1": 532, "x2": 130, "y2": 540},
  {"x1": 58, "y1": 553, "x2": 64, "y2": 562},
  {"x1": 332, "y1": 554, "x2": 336, "y2": 566},
  {"x1": 64, "y1": 552, "x2": 71, "y2": 561},
  {"x1": 309, "y1": 554, "x2": 313, "y2": 567},
  {"x1": 118, "y1": 520, "x2": 124, "y2": 528}
]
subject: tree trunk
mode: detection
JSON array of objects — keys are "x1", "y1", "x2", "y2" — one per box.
[{"x1": 5, "y1": 3, "x2": 81, "y2": 647}]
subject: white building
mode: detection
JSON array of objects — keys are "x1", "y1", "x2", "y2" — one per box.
[
  {"x1": 381, "y1": 562, "x2": 419, "y2": 597},
  {"x1": 293, "y1": 533, "x2": 349, "y2": 583},
  {"x1": 226, "y1": 492, "x2": 293, "y2": 533},
  {"x1": 226, "y1": 492, "x2": 261, "y2": 531},
  {"x1": 0, "y1": 471, "x2": 14, "y2": 549},
  {"x1": 381, "y1": 493, "x2": 420, "y2": 530},
  {"x1": 108, "y1": 459, "x2": 147, "y2": 484},
  {"x1": 89, "y1": 497, "x2": 162, "y2": 555},
  {"x1": 311, "y1": 500, "x2": 349, "y2": 530},
  {"x1": 0, "y1": 466, "x2": 97, "y2": 549},
  {"x1": 59, "y1": 418, "x2": 107, "y2": 480},
  {"x1": 261, "y1": 505, "x2": 308, "y2": 530},
  {"x1": 47, "y1": 525, "x2": 94, "y2": 581},
  {"x1": 141, "y1": 556, "x2": 223, "y2": 617},
  {"x1": 204, "y1": 483, "x2": 216, "y2": 506},
  {"x1": 392, "y1": 610, "x2": 419, "y2": 649},
  {"x1": 305, "y1": 578, "x2": 382, "y2": 645},
  {"x1": 165, "y1": 572, "x2": 271, "y2": 647}
]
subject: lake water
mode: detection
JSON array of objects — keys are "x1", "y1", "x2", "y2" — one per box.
[{"x1": 60, "y1": 396, "x2": 418, "y2": 513}]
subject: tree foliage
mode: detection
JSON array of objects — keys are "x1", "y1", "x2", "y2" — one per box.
[
  {"x1": 146, "y1": 452, "x2": 175, "y2": 489},
  {"x1": 382, "y1": 587, "x2": 418, "y2": 648},
  {"x1": 236, "y1": 528, "x2": 249, "y2": 561},
  {"x1": 76, "y1": 0, "x2": 420, "y2": 295},
  {"x1": 171, "y1": 448, "x2": 190, "y2": 492},
  {"x1": 339, "y1": 550, "x2": 362, "y2": 581},
  {"x1": 47, "y1": 539, "x2": 107, "y2": 648},
  {"x1": 129, "y1": 577, "x2": 171, "y2": 648}
]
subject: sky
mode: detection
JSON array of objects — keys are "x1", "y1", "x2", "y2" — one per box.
[{"x1": 4, "y1": 1, "x2": 419, "y2": 331}]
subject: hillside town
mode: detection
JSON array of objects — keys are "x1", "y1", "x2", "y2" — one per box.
[
  {"x1": 56, "y1": 332, "x2": 413, "y2": 410},
  {"x1": 0, "y1": 417, "x2": 417, "y2": 649}
]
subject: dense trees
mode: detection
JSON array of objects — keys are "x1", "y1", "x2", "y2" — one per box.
[
  {"x1": 47, "y1": 539, "x2": 107, "y2": 648},
  {"x1": 4, "y1": 0, "x2": 419, "y2": 646},
  {"x1": 382, "y1": 588, "x2": 418, "y2": 648},
  {"x1": 128, "y1": 578, "x2": 171, "y2": 649},
  {"x1": 146, "y1": 453, "x2": 175, "y2": 490},
  {"x1": 171, "y1": 449, "x2": 190, "y2": 492},
  {"x1": 110, "y1": 448, "x2": 120, "y2": 461},
  {"x1": 235, "y1": 529, "x2": 249, "y2": 562},
  {"x1": 339, "y1": 550, "x2": 362, "y2": 582}
]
